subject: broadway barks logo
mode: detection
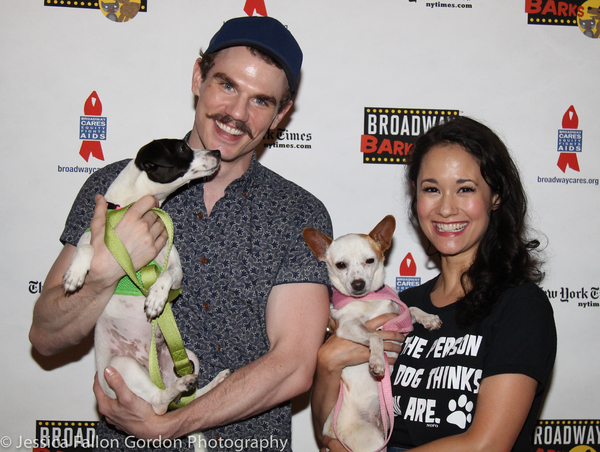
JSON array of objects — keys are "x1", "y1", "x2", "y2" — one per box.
[
  {"x1": 361, "y1": 108, "x2": 459, "y2": 165},
  {"x1": 44, "y1": 0, "x2": 147, "y2": 21},
  {"x1": 526, "y1": 0, "x2": 600, "y2": 39},
  {"x1": 32, "y1": 420, "x2": 98, "y2": 452},
  {"x1": 533, "y1": 420, "x2": 600, "y2": 452}
]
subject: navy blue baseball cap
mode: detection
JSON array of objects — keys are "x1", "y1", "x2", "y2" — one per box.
[{"x1": 205, "y1": 16, "x2": 303, "y2": 95}]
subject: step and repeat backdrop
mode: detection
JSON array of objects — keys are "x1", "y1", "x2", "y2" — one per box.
[{"x1": 1, "y1": 1, "x2": 599, "y2": 451}]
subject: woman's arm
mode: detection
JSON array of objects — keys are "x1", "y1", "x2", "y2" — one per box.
[{"x1": 409, "y1": 373, "x2": 538, "y2": 452}]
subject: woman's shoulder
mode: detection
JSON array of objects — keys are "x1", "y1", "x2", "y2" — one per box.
[
  {"x1": 491, "y1": 281, "x2": 555, "y2": 328},
  {"x1": 503, "y1": 281, "x2": 552, "y2": 311},
  {"x1": 400, "y1": 276, "x2": 439, "y2": 307}
]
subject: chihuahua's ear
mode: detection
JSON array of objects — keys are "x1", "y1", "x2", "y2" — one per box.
[
  {"x1": 369, "y1": 215, "x2": 396, "y2": 252},
  {"x1": 302, "y1": 228, "x2": 332, "y2": 261}
]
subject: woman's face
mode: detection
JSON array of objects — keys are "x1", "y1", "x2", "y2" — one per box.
[{"x1": 416, "y1": 143, "x2": 499, "y2": 264}]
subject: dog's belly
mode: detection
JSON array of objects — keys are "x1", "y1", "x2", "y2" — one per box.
[{"x1": 96, "y1": 294, "x2": 162, "y2": 370}]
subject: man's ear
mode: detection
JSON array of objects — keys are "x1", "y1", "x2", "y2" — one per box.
[
  {"x1": 269, "y1": 100, "x2": 293, "y2": 130},
  {"x1": 191, "y1": 58, "x2": 204, "y2": 97}
]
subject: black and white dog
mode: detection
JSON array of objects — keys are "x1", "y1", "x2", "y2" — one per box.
[{"x1": 63, "y1": 139, "x2": 228, "y2": 449}]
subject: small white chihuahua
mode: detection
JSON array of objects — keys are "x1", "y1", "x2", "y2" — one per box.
[
  {"x1": 303, "y1": 215, "x2": 441, "y2": 452},
  {"x1": 63, "y1": 139, "x2": 228, "y2": 451}
]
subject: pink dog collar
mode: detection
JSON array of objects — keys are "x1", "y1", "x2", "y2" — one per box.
[{"x1": 331, "y1": 285, "x2": 414, "y2": 334}]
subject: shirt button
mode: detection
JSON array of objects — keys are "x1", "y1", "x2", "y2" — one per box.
[
  {"x1": 242, "y1": 190, "x2": 247, "y2": 196},
  {"x1": 197, "y1": 212, "x2": 204, "y2": 219},
  {"x1": 200, "y1": 257, "x2": 207, "y2": 265},
  {"x1": 217, "y1": 343, "x2": 221, "y2": 351},
  {"x1": 203, "y1": 303, "x2": 209, "y2": 310}
]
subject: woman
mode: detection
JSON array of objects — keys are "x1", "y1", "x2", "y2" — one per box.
[{"x1": 312, "y1": 117, "x2": 557, "y2": 452}]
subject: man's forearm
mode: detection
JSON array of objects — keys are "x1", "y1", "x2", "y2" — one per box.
[
  {"x1": 163, "y1": 341, "x2": 316, "y2": 438},
  {"x1": 29, "y1": 243, "x2": 119, "y2": 356},
  {"x1": 30, "y1": 281, "x2": 115, "y2": 355}
]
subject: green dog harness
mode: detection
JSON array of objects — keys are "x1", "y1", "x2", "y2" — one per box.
[{"x1": 105, "y1": 204, "x2": 195, "y2": 410}]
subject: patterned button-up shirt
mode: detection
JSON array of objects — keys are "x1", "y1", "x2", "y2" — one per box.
[{"x1": 60, "y1": 153, "x2": 332, "y2": 451}]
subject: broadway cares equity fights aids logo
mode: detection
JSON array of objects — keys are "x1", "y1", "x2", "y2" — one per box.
[
  {"x1": 537, "y1": 106, "x2": 599, "y2": 187},
  {"x1": 57, "y1": 92, "x2": 106, "y2": 175},
  {"x1": 525, "y1": 0, "x2": 600, "y2": 39},
  {"x1": 79, "y1": 91, "x2": 106, "y2": 162},
  {"x1": 396, "y1": 253, "x2": 421, "y2": 293},
  {"x1": 361, "y1": 108, "x2": 459, "y2": 165}
]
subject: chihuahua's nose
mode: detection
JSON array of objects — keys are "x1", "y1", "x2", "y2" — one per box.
[{"x1": 351, "y1": 279, "x2": 365, "y2": 292}]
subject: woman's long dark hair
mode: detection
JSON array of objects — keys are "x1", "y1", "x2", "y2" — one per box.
[{"x1": 407, "y1": 116, "x2": 543, "y2": 328}]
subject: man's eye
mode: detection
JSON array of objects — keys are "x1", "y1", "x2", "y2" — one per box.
[{"x1": 335, "y1": 262, "x2": 346, "y2": 270}]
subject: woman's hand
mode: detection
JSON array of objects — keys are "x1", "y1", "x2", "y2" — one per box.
[{"x1": 366, "y1": 312, "x2": 406, "y2": 366}]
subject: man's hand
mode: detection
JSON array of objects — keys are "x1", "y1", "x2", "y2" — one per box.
[
  {"x1": 92, "y1": 194, "x2": 169, "y2": 276},
  {"x1": 94, "y1": 367, "x2": 171, "y2": 440}
]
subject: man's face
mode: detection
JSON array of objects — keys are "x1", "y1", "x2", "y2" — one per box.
[{"x1": 190, "y1": 46, "x2": 291, "y2": 165}]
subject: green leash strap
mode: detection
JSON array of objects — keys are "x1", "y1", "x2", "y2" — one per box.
[
  {"x1": 150, "y1": 306, "x2": 197, "y2": 410},
  {"x1": 104, "y1": 204, "x2": 194, "y2": 409}
]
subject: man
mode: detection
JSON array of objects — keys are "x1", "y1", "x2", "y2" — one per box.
[{"x1": 29, "y1": 16, "x2": 332, "y2": 451}]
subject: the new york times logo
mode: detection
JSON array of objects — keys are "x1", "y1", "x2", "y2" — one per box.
[
  {"x1": 262, "y1": 128, "x2": 313, "y2": 150},
  {"x1": 361, "y1": 108, "x2": 458, "y2": 165}
]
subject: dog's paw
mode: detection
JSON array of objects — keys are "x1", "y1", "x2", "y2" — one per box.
[
  {"x1": 63, "y1": 244, "x2": 95, "y2": 292},
  {"x1": 214, "y1": 369, "x2": 232, "y2": 384},
  {"x1": 63, "y1": 263, "x2": 90, "y2": 293},
  {"x1": 175, "y1": 374, "x2": 198, "y2": 393},
  {"x1": 421, "y1": 314, "x2": 442, "y2": 330},
  {"x1": 410, "y1": 307, "x2": 443, "y2": 331},
  {"x1": 145, "y1": 288, "x2": 168, "y2": 320},
  {"x1": 369, "y1": 355, "x2": 386, "y2": 377}
]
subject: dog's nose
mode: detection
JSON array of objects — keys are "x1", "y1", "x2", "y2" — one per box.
[{"x1": 351, "y1": 279, "x2": 365, "y2": 292}]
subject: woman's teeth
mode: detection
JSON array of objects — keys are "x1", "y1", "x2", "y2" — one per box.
[{"x1": 434, "y1": 222, "x2": 467, "y2": 232}]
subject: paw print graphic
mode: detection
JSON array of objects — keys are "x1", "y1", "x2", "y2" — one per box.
[{"x1": 446, "y1": 394, "x2": 473, "y2": 429}]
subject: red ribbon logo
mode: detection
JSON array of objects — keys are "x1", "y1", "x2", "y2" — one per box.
[
  {"x1": 557, "y1": 105, "x2": 580, "y2": 173},
  {"x1": 79, "y1": 91, "x2": 105, "y2": 162},
  {"x1": 244, "y1": 0, "x2": 267, "y2": 16},
  {"x1": 399, "y1": 253, "x2": 417, "y2": 277}
]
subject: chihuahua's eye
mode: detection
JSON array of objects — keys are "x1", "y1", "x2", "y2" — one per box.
[
  {"x1": 366, "y1": 258, "x2": 375, "y2": 265},
  {"x1": 335, "y1": 262, "x2": 346, "y2": 270}
]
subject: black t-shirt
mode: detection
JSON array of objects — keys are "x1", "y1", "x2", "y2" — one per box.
[{"x1": 390, "y1": 277, "x2": 557, "y2": 451}]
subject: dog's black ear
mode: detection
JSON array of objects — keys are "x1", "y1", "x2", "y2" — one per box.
[
  {"x1": 135, "y1": 139, "x2": 197, "y2": 183},
  {"x1": 135, "y1": 139, "x2": 181, "y2": 170},
  {"x1": 302, "y1": 228, "x2": 332, "y2": 261},
  {"x1": 369, "y1": 215, "x2": 396, "y2": 252}
]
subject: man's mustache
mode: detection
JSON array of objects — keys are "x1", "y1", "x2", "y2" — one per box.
[{"x1": 207, "y1": 113, "x2": 254, "y2": 140}]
